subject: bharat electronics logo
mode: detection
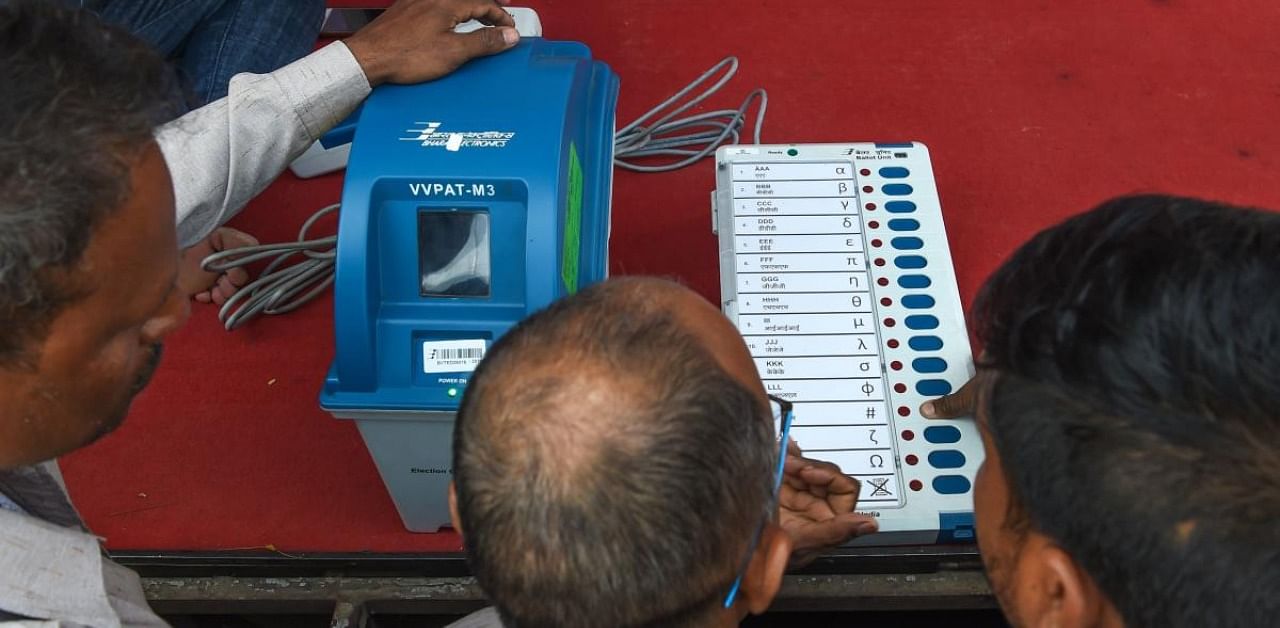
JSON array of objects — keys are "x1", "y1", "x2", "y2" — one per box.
[{"x1": 400, "y1": 121, "x2": 515, "y2": 151}]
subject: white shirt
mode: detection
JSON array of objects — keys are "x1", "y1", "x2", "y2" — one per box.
[
  {"x1": 159, "y1": 41, "x2": 372, "y2": 248},
  {"x1": 0, "y1": 41, "x2": 370, "y2": 627}
]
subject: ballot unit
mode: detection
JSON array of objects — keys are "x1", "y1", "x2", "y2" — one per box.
[{"x1": 712, "y1": 143, "x2": 981, "y2": 544}]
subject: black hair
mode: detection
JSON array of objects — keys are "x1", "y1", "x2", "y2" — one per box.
[
  {"x1": 975, "y1": 195, "x2": 1280, "y2": 627},
  {"x1": 0, "y1": 0, "x2": 180, "y2": 363},
  {"x1": 454, "y1": 278, "x2": 777, "y2": 628}
]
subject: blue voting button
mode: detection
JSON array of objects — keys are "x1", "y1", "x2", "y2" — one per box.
[
  {"x1": 898, "y1": 274, "x2": 931, "y2": 289},
  {"x1": 913, "y1": 357, "x2": 948, "y2": 373},
  {"x1": 908, "y1": 335, "x2": 944, "y2": 351},
  {"x1": 888, "y1": 218, "x2": 920, "y2": 231},
  {"x1": 905, "y1": 315, "x2": 939, "y2": 330},
  {"x1": 933, "y1": 475, "x2": 972, "y2": 494},
  {"x1": 879, "y1": 166, "x2": 910, "y2": 178},
  {"x1": 929, "y1": 450, "x2": 967, "y2": 469},
  {"x1": 891, "y1": 237, "x2": 924, "y2": 250},
  {"x1": 924, "y1": 425, "x2": 962, "y2": 444},
  {"x1": 916, "y1": 379, "x2": 953, "y2": 396},
  {"x1": 886, "y1": 201, "x2": 917, "y2": 213},
  {"x1": 883, "y1": 183, "x2": 914, "y2": 196},
  {"x1": 895, "y1": 255, "x2": 927, "y2": 269},
  {"x1": 902, "y1": 294, "x2": 936, "y2": 309}
]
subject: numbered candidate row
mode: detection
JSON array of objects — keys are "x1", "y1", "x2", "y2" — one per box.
[
  {"x1": 731, "y1": 162, "x2": 855, "y2": 182},
  {"x1": 795, "y1": 443, "x2": 897, "y2": 477},
  {"x1": 736, "y1": 234, "x2": 864, "y2": 254},
  {"x1": 733, "y1": 214, "x2": 864, "y2": 235},
  {"x1": 739, "y1": 272, "x2": 874, "y2": 294},
  {"x1": 754, "y1": 355, "x2": 883, "y2": 380},
  {"x1": 739, "y1": 291, "x2": 881, "y2": 314},
  {"x1": 764, "y1": 377, "x2": 886, "y2": 402},
  {"x1": 733, "y1": 197, "x2": 859, "y2": 216},
  {"x1": 736, "y1": 252, "x2": 868, "y2": 273},
  {"x1": 742, "y1": 333, "x2": 881, "y2": 357},
  {"x1": 733, "y1": 180, "x2": 858, "y2": 198}
]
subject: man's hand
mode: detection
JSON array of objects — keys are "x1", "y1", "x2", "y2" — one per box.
[
  {"x1": 179, "y1": 227, "x2": 259, "y2": 305},
  {"x1": 345, "y1": 0, "x2": 519, "y2": 87},
  {"x1": 920, "y1": 373, "x2": 982, "y2": 420},
  {"x1": 779, "y1": 450, "x2": 879, "y2": 567}
]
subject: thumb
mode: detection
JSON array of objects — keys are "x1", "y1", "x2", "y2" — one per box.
[
  {"x1": 844, "y1": 513, "x2": 879, "y2": 537},
  {"x1": 454, "y1": 26, "x2": 519, "y2": 62},
  {"x1": 801, "y1": 513, "x2": 879, "y2": 548},
  {"x1": 223, "y1": 229, "x2": 259, "y2": 250},
  {"x1": 209, "y1": 227, "x2": 258, "y2": 253}
]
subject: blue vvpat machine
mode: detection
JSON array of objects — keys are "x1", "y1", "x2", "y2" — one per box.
[{"x1": 320, "y1": 40, "x2": 618, "y2": 532}]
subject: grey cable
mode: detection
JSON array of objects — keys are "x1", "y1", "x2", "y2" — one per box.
[
  {"x1": 206, "y1": 57, "x2": 766, "y2": 329},
  {"x1": 201, "y1": 203, "x2": 338, "y2": 331},
  {"x1": 614, "y1": 56, "x2": 768, "y2": 172}
]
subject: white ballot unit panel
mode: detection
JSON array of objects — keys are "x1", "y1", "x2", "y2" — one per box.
[{"x1": 712, "y1": 143, "x2": 982, "y2": 545}]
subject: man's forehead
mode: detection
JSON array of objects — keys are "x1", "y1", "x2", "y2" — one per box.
[{"x1": 78, "y1": 144, "x2": 176, "y2": 300}]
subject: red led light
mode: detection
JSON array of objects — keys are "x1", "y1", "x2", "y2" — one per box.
[
  {"x1": 910, "y1": 479, "x2": 924, "y2": 491},
  {"x1": 880, "y1": 297, "x2": 892, "y2": 306},
  {"x1": 862, "y1": 186, "x2": 874, "y2": 193},
  {"x1": 866, "y1": 203, "x2": 877, "y2": 211},
  {"x1": 894, "y1": 382, "x2": 907, "y2": 393},
  {"x1": 890, "y1": 360, "x2": 903, "y2": 370},
  {"x1": 902, "y1": 429, "x2": 915, "y2": 441},
  {"x1": 860, "y1": 168, "x2": 871, "y2": 176},
  {"x1": 877, "y1": 277, "x2": 890, "y2": 287},
  {"x1": 874, "y1": 258, "x2": 886, "y2": 267},
  {"x1": 887, "y1": 339, "x2": 900, "y2": 349},
  {"x1": 898, "y1": 406, "x2": 911, "y2": 417},
  {"x1": 905, "y1": 454, "x2": 919, "y2": 466},
  {"x1": 868, "y1": 220, "x2": 880, "y2": 229},
  {"x1": 885, "y1": 319, "x2": 897, "y2": 328},
  {"x1": 871, "y1": 239, "x2": 883, "y2": 247}
]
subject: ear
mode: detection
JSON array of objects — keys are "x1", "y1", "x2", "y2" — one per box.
[
  {"x1": 1018, "y1": 539, "x2": 1105, "y2": 628},
  {"x1": 742, "y1": 524, "x2": 793, "y2": 616},
  {"x1": 448, "y1": 480, "x2": 465, "y2": 538}
]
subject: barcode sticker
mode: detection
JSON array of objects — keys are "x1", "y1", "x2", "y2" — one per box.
[{"x1": 423, "y1": 339, "x2": 487, "y2": 374}]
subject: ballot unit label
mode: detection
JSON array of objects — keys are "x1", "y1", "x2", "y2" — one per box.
[{"x1": 730, "y1": 160, "x2": 902, "y2": 506}]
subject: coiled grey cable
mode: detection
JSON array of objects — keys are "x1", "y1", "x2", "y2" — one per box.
[
  {"x1": 614, "y1": 57, "x2": 768, "y2": 172},
  {"x1": 201, "y1": 203, "x2": 338, "y2": 330},
  {"x1": 207, "y1": 58, "x2": 766, "y2": 329}
]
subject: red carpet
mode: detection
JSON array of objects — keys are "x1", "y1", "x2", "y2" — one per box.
[{"x1": 61, "y1": 0, "x2": 1280, "y2": 552}]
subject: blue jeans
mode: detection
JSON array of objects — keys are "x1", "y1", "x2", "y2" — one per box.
[{"x1": 82, "y1": 0, "x2": 325, "y2": 105}]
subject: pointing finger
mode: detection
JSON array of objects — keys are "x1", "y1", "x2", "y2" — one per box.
[{"x1": 921, "y1": 375, "x2": 979, "y2": 419}]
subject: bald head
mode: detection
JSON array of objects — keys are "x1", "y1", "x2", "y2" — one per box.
[{"x1": 453, "y1": 278, "x2": 776, "y2": 628}]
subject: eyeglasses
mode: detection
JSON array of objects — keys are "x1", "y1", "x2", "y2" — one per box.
[{"x1": 723, "y1": 394, "x2": 795, "y2": 609}]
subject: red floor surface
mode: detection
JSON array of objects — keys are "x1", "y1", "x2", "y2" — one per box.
[{"x1": 62, "y1": 0, "x2": 1280, "y2": 552}]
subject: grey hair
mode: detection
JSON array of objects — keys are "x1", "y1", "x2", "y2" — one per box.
[
  {"x1": 455, "y1": 278, "x2": 778, "y2": 628},
  {"x1": 0, "y1": 0, "x2": 182, "y2": 363}
]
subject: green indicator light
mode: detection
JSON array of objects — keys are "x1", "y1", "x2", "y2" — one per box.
[
  {"x1": 447, "y1": 388, "x2": 459, "y2": 398},
  {"x1": 787, "y1": 148, "x2": 799, "y2": 156}
]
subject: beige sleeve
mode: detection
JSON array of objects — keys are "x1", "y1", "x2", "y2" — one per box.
[{"x1": 156, "y1": 41, "x2": 372, "y2": 248}]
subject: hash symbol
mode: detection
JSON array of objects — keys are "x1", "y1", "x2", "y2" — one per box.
[{"x1": 868, "y1": 477, "x2": 892, "y2": 497}]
